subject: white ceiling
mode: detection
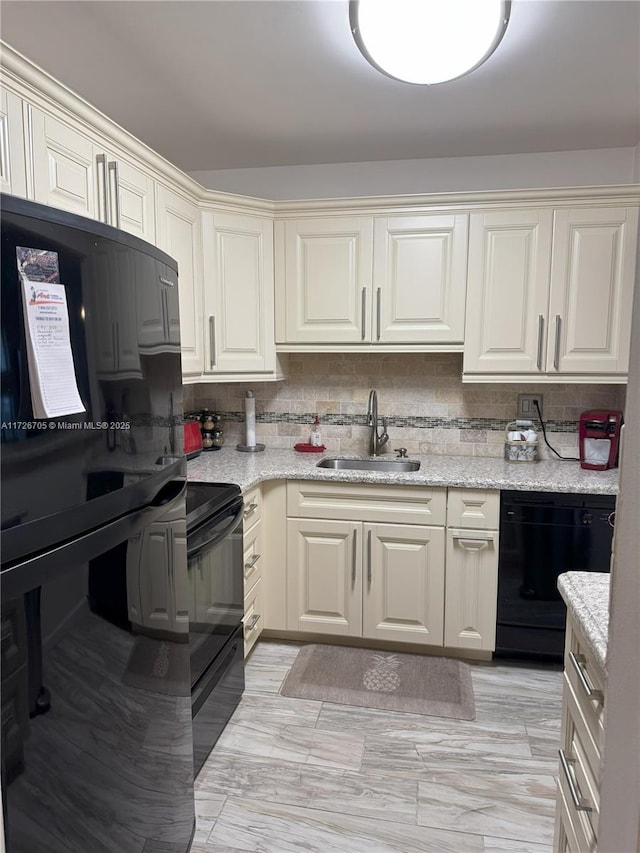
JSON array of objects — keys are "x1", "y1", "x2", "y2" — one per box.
[{"x1": 1, "y1": 0, "x2": 639, "y2": 174}]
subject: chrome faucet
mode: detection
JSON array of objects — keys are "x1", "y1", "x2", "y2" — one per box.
[{"x1": 367, "y1": 390, "x2": 389, "y2": 456}]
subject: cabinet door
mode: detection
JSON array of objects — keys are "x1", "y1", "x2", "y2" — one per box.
[
  {"x1": 204, "y1": 211, "x2": 275, "y2": 373},
  {"x1": 30, "y1": 107, "x2": 98, "y2": 218},
  {"x1": 105, "y1": 154, "x2": 156, "y2": 244},
  {"x1": 156, "y1": 185, "x2": 204, "y2": 376},
  {"x1": 363, "y1": 523, "x2": 445, "y2": 646},
  {"x1": 373, "y1": 215, "x2": 468, "y2": 343},
  {"x1": 548, "y1": 207, "x2": 638, "y2": 375},
  {"x1": 464, "y1": 209, "x2": 552, "y2": 374},
  {"x1": 280, "y1": 217, "x2": 373, "y2": 343},
  {"x1": 287, "y1": 518, "x2": 362, "y2": 636},
  {"x1": 444, "y1": 528, "x2": 498, "y2": 651},
  {"x1": 0, "y1": 86, "x2": 27, "y2": 197}
]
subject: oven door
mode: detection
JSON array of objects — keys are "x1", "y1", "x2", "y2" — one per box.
[{"x1": 187, "y1": 497, "x2": 244, "y2": 687}]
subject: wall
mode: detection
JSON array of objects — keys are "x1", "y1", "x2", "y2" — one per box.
[
  {"x1": 189, "y1": 148, "x2": 638, "y2": 201},
  {"x1": 184, "y1": 353, "x2": 626, "y2": 460}
]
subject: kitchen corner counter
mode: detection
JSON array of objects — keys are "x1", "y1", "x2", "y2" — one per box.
[
  {"x1": 558, "y1": 571, "x2": 610, "y2": 672},
  {"x1": 186, "y1": 446, "x2": 619, "y2": 496}
]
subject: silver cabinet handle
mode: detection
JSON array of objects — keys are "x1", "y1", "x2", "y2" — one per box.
[
  {"x1": 536, "y1": 314, "x2": 544, "y2": 370},
  {"x1": 558, "y1": 749, "x2": 593, "y2": 813},
  {"x1": 376, "y1": 287, "x2": 381, "y2": 340},
  {"x1": 352, "y1": 528, "x2": 357, "y2": 585},
  {"x1": 450, "y1": 529, "x2": 495, "y2": 543},
  {"x1": 244, "y1": 553, "x2": 261, "y2": 570},
  {"x1": 367, "y1": 529, "x2": 372, "y2": 586},
  {"x1": 209, "y1": 315, "x2": 216, "y2": 369},
  {"x1": 96, "y1": 153, "x2": 108, "y2": 223},
  {"x1": 244, "y1": 613, "x2": 260, "y2": 635},
  {"x1": 107, "y1": 160, "x2": 120, "y2": 228},
  {"x1": 569, "y1": 652, "x2": 604, "y2": 703},
  {"x1": 243, "y1": 502, "x2": 258, "y2": 519},
  {"x1": 361, "y1": 288, "x2": 366, "y2": 340},
  {"x1": 553, "y1": 314, "x2": 561, "y2": 370}
]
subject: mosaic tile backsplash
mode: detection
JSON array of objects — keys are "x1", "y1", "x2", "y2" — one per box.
[{"x1": 184, "y1": 353, "x2": 626, "y2": 460}]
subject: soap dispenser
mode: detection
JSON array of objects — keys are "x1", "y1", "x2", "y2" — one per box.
[{"x1": 309, "y1": 415, "x2": 322, "y2": 447}]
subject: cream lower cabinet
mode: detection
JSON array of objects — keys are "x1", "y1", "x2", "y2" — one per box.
[
  {"x1": 286, "y1": 481, "x2": 446, "y2": 646},
  {"x1": 242, "y1": 485, "x2": 265, "y2": 656},
  {"x1": 444, "y1": 488, "x2": 499, "y2": 652},
  {"x1": 554, "y1": 612, "x2": 604, "y2": 853}
]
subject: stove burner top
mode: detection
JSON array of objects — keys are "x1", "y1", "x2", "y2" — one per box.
[{"x1": 186, "y1": 482, "x2": 242, "y2": 532}]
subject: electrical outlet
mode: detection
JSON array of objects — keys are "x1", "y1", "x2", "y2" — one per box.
[{"x1": 517, "y1": 393, "x2": 543, "y2": 418}]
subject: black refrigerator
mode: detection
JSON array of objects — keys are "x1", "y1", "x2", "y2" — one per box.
[{"x1": 0, "y1": 194, "x2": 195, "y2": 852}]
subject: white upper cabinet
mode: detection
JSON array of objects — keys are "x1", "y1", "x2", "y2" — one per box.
[
  {"x1": 29, "y1": 105, "x2": 157, "y2": 242},
  {"x1": 548, "y1": 207, "x2": 638, "y2": 375},
  {"x1": 30, "y1": 108, "x2": 98, "y2": 218},
  {"x1": 464, "y1": 209, "x2": 553, "y2": 375},
  {"x1": 202, "y1": 210, "x2": 276, "y2": 374},
  {"x1": 0, "y1": 85, "x2": 27, "y2": 197},
  {"x1": 277, "y1": 217, "x2": 374, "y2": 344},
  {"x1": 463, "y1": 205, "x2": 639, "y2": 381},
  {"x1": 276, "y1": 213, "x2": 468, "y2": 347},
  {"x1": 373, "y1": 215, "x2": 468, "y2": 344},
  {"x1": 155, "y1": 185, "x2": 204, "y2": 377},
  {"x1": 99, "y1": 150, "x2": 157, "y2": 244}
]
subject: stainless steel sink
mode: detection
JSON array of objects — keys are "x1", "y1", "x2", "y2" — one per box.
[{"x1": 316, "y1": 458, "x2": 420, "y2": 472}]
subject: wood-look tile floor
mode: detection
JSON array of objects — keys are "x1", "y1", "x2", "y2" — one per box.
[{"x1": 192, "y1": 641, "x2": 562, "y2": 853}]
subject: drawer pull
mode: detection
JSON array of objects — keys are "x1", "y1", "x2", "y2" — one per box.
[
  {"x1": 244, "y1": 614, "x2": 260, "y2": 635},
  {"x1": 243, "y1": 502, "x2": 258, "y2": 518},
  {"x1": 244, "y1": 553, "x2": 261, "y2": 570},
  {"x1": 569, "y1": 652, "x2": 604, "y2": 703},
  {"x1": 559, "y1": 748, "x2": 593, "y2": 813}
]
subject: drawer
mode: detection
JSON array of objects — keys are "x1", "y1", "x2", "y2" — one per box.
[
  {"x1": 554, "y1": 783, "x2": 584, "y2": 853},
  {"x1": 565, "y1": 624, "x2": 605, "y2": 763},
  {"x1": 447, "y1": 489, "x2": 499, "y2": 529},
  {"x1": 558, "y1": 678, "x2": 600, "y2": 851},
  {"x1": 243, "y1": 519, "x2": 263, "y2": 594},
  {"x1": 286, "y1": 481, "x2": 446, "y2": 526},
  {"x1": 243, "y1": 578, "x2": 263, "y2": 658},
  {"x1": 242, "y1": 485, "x2": 262, "y2": 531}
]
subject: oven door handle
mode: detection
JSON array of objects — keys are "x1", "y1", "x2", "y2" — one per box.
[{"x1": 187, "y1": 504, "x2": 243, "y2": 560}]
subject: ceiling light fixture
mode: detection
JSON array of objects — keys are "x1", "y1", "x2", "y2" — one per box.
[{"x1": 350, "y1": 0, "x2": 511, "y2": 85}]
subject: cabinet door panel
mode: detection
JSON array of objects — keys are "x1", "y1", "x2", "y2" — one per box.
[
  {"x1": 281, "y1": 218, "x2": 373, "y2": 343},
  {"x1": 0, "y1": 87, "x2": 27, "y2": 197},
  {"x1": 374, "y1": 215, "x2": 468, "y2": 343},
  {"x1": 444, "y1": 528, "x2": 498, "y2": 651},
  {"x1": 363, "y1": 523, "x2": 444, "y2": 646},
  {"x1": 464, "y1": 210, "x2": 552, "y2": 374},
  {"x1": 136, "y1": 522, "x2": 173, "y2": 631},
  {"x1": 113, "y1": 157, "x2": 156, "y2": 244},
  {"x1": 30, "y1": 109, "x2": 97, "y2": 217},
  {"x1": 287, "y1": 519, "x2": 361, "y2": 636},
  {"x1": 156, "y1": 186, "x2": 203, "y2": 376},
  {"x1": 549, "y1": 207, "x2": 638, "y2": 374},
  {"x1": 206, "y1": 212, "x2": 275, "y2": 372}
]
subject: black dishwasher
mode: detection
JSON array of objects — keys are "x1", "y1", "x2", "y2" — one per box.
[{"x1": 496, "y1": 490, "x2": 615, "y2": 661}]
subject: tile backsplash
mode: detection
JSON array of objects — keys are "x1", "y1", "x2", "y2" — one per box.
[{"x1": 184, "y1": 353, "x2": 626, "y2": 460}]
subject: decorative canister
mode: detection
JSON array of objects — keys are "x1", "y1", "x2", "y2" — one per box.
[{"x1": 504, "y1": 419, "x2": 538, "y2": 462}]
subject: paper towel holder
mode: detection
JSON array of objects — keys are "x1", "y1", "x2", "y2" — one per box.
[{"x1": 236, "y1": 389, "x2": 265, "y2": 452}]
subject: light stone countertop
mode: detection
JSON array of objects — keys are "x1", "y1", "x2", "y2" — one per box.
[
  {"x1": 558, "y1": 571, "x2": 610, "y2": 672},
  {"x1": 186, "y1": 446, "x2": 619, "y2": 495}
]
